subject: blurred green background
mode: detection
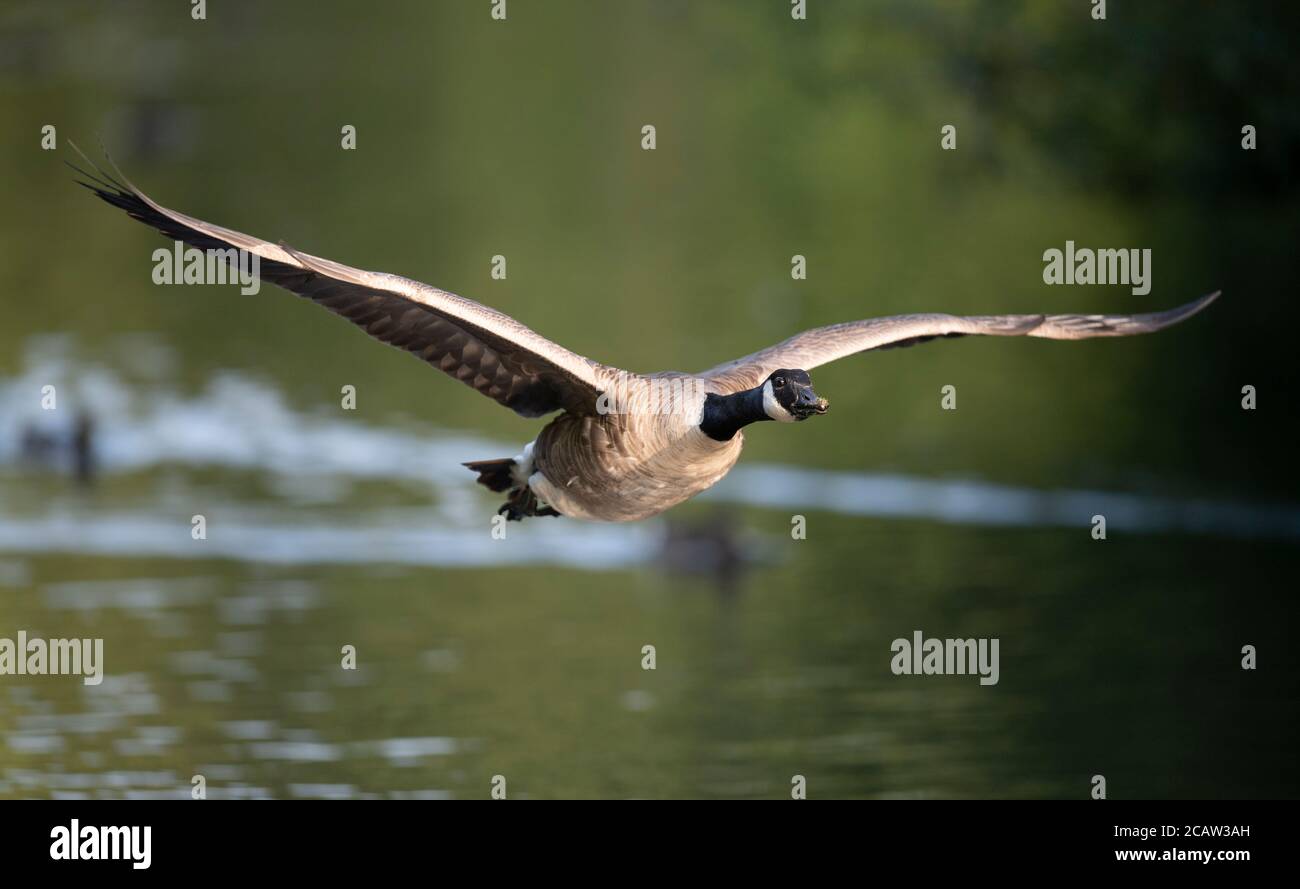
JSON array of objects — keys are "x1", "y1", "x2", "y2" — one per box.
[{"x1": 0, "y1": 0, "x2": 1296, "y2": 798}]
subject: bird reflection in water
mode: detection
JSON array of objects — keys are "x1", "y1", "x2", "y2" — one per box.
[{"x1": 657, "y1": 509, "x2": 770, "y2": 598}]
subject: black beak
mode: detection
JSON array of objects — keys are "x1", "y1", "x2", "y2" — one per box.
[{"x1": 791, "y1": 387, "x2": 829, "y2": 419}]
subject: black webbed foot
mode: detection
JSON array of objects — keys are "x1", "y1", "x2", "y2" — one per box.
[{"x1": 498, "y1": 487, "x2": 562, "y2": 521}]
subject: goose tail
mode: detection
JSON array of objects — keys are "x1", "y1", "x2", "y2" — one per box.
[{"x1": 463, "y1": 458, "x2": 518, "y2": 493}]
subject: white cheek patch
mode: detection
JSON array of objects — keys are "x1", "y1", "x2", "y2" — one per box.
[{"x1": 762, "y1": 380, "x2": 796, "y2": 422}]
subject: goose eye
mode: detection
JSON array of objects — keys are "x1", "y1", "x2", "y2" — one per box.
[{"x1": 773, "y1": 377, "x2": 784, "y2": 389}]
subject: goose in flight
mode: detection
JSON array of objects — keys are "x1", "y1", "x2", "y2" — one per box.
[{"x1": 73, "y1": 155, "x2": 1219, "y2": 523}]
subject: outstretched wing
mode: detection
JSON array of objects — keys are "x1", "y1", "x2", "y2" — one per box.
[
  {"x1": 700, "y1": 293, "x2": 1219, "y2": 393},
  {"x1": 72, "y1": 150, "x2": 615, "y2": 417}
]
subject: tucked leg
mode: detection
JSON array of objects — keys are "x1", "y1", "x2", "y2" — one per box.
[{"x1": 498, "y1": 486, "x2": 561, "y2": 521}]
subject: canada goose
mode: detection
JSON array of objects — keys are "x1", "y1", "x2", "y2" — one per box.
[{"x1": 72, "y1": 154, "x2": 1218, "y2": 523}]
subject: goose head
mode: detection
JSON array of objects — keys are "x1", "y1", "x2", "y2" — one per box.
[
  {"x1": 699, "y1": 368, "x2": 828, "y2": 441},
  {"x1": 763, "y1": 369, "x2": 828, "y2": 422}
]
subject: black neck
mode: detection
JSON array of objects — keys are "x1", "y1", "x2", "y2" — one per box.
[{"x1": 700, "y1": 387, "x2": 770, "y2": 442}]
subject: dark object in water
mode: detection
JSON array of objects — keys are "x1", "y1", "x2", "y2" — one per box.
[
  {"x1": 658, "y1": 510, "x2": 757, "y2": 598},
  {"x1": 18, "y1": 410, "x2": 96, "y2": 486}
]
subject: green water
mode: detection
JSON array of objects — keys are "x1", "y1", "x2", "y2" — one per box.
[{"x1": 0, "y1": 1, "x2": 1296, "y2": 798}]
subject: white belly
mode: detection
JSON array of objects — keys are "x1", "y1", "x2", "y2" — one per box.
[{"x1": 529, "y1": 426, "x2": 744, "y2": 523}]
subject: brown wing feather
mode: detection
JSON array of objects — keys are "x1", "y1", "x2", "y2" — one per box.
[
  {"x1": 701, "y1": 294, "x2": 1219, "y2": 393},
  {"x1": 73, "y1": 154, "x2": 614, "y2": 417}
]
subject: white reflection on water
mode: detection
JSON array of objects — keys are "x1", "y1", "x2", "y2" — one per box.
[
  {"x1": 718, "y1": 465, "x2": 1300, "y2": 539},
  {"x1": 2, "y1": 339, "x2": 1298, "y2": 576},
  {"x1": 355, "y1": 736, "x2": 458, "y2": 761},
  {"x1": 248, "y1": 741, "x2": 342, "y2": 762},
  {"x1": 0, "y1": 509, "x2": 662, "y2": 569},
  {"x1": 42, "y1": 577, "x2": 215, "y2": 611}
]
